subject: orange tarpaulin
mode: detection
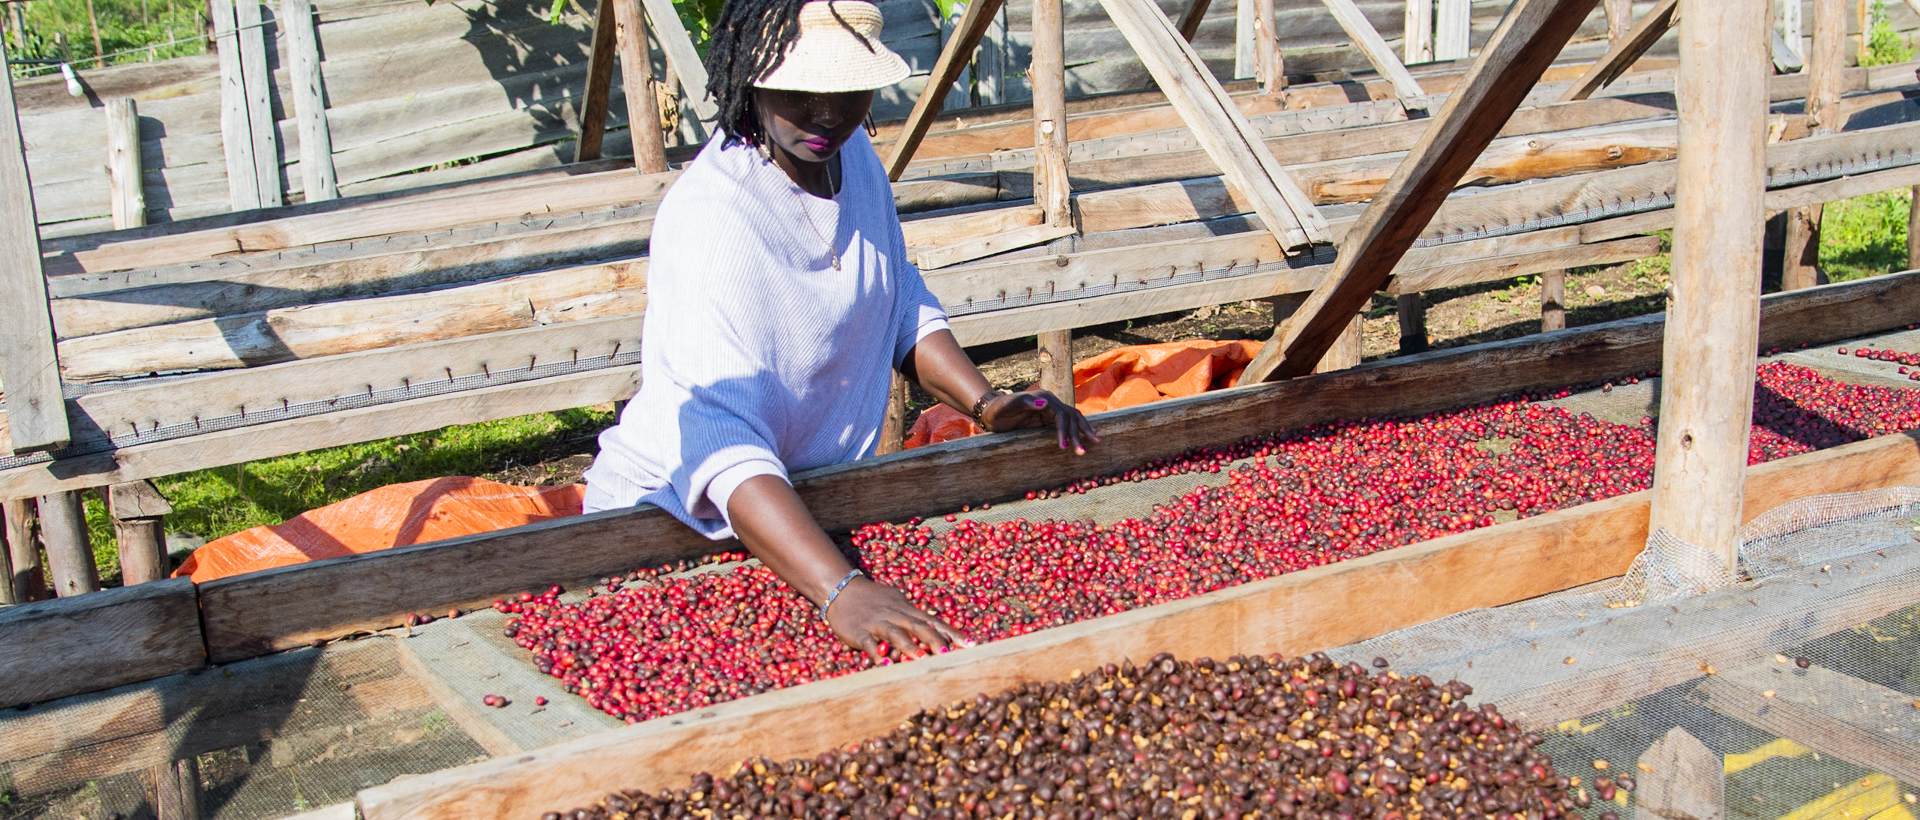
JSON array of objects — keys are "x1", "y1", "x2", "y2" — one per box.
[
  {"x1": 905, "y1": 338, "x2": 1262, "y2": 448},
  {"x1": 173, "y1": 478, "x2": 584, "y2": 583}
]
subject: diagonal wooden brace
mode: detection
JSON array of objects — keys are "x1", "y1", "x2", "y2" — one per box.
[{"x1": 1236, "y1": 0, "x2": 1602, "y2": 385}]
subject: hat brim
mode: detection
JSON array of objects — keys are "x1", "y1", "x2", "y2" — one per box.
[{"x1": 755, "y1": 43, "x2": 912, "y2": 93}]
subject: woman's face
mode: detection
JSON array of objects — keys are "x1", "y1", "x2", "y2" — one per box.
[{"x1": 752, "y1": 87, "x2": 875, "y2": 164}]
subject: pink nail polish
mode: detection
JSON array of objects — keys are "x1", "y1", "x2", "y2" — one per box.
[{"x1": 1033, "y1": 398, "x2": 1048, "y2": 408}]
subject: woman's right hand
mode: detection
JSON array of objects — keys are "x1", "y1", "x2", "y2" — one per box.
[{"x1": 825, "y1": 576, "x2": 973, "y2": 661}]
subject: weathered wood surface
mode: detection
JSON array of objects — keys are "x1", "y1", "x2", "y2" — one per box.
[
  {"x1": 1696, "y1": 659, "x2": 1920, "y2": 786},
  {"x1": 0, "y1": 577, "x2": 204, "y2": 709},
  {"x1": 38, "y1": 491, "x2": 98, "y2": 597},
  {"x1": 1560, "y1": 0, "x2": 1677, "y2": 102},
  {"x1": 0, "y1": 40, "x2": 70, "y2": 454},
  {"x1": 886, "y1": 0, "x2": 1008, "y2": 179},
  {"x1": 1634, "y1": 728, "x2": 1723, "y2": 820},
  {"x1": 1236, "y1": 0, "x2": 1609, "y2": 384},
  {"x1": 105, "y1": 98, "x2": 146, "y2": 229},
  {"x1": 1097, "y1": 0, "x2": 1328, "y2": 251},
  {"x1": 352, "y1": 425, "x2": 1920, "y2": 820},
  {"x1": 1318, "y1": 0, "x2": 1425, "y2": 102},
  {"x1": 1648, "y1": 0, "x2": 1768, "y2": 566},
  {"x1": 284, "y1": 0, "x2": 339, "y2": 202},
  {"x1": 574, "y1": 0, "x2": 620, "y2": 163},
  {"x1": 615, "y1": 0, "x2": 668, "y2": 175},
  {"x1": 189, "y1": 270, "x2": 1920, "y2": 665}
]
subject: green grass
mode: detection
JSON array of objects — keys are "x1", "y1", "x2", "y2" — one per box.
[
  {"x1": 1820, "y1": 189, "x2": 1914, "y2": 282},
  {"x1": 78, "y1": 407, "x2": 615, "y2": 581},
  {"x1": 7, "y1": 0, "x2": 207, "y2": 76}
]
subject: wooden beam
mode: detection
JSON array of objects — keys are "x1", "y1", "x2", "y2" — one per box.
[
  {"x1": 885, "y1": 0, "x2": 1005, "y2": 180},
  {"x1": 1096, "y1": 0, "x2": 1329, "y2": 251},
  {"x1": 1782, "y1": 203, "x2": 1823, "y2": 290},
  {"x1": 1559, "y1": 0, "x2": 1679, "y2": 102},
  {"x1": 1396, "y1": 292, "x2": 1427, "y2": 354},
  {"x1": 2, "y1": 498, "x2": 44, "y2": 603},
  {"x1": 1604, "y1": 0, "x2": 1632, "y2": 43},
  {"x1": 1319, "y1": 0, "x2": 1427, "y2": 103},
  {"x1": 0, "y1": 39, "x2": 70, "y2": 454},
  {"x1": 575, "y1": 0, "x2": 620, "y2": 163},
  {"x1": 615, "y1": 0, "x2": 669, "y2": 175},
  {"x1": 282, "y1": 0, "x2": 338, "y2": 203},
  {"x1": 0, "y1": 577, "x2": 203, "y2": 709},
  {"x1": 912, "y1": 221, "x2": 1075, "y2": 269},
  {"x1": 104, "y1": 98, "x2": 145, "y2": 229},
  {"x1": 636, "y1": 0, "x2": 716, "y2": 126},
  {"x1": 1031, "y1": 0, "x2": 1071, "y2": 227},
  {"x1": 875, "y1": 372, "x2": 908, "y2": 455},
  {"x1": 1253, "y1": 0, "x2": 1283, "y2": 94},
  {"x1": 1434, "y1": 0, "x2": 1469, "y2": 60},
  {"x1": 231, "y1": 0, "x2": 282, "y2": 209},
  {"x1": 37, "y1": 490, "x2": 97, "y2": 597},
  {"x1": 1697, "y1": 660, "x2": 1920, "y2": 785},
  {"x1": 352, "y1": 426, "x2": 1920, "y2": 820},
  {"x1": 1037, "y1": 329, "x2": 1073, "y2": 404},
  {"x1": 1177, "y1": 0, "x2": 1211, "y2": 41},
  {"x1": 1812, "y1": 0, "x2": 1849, "y2": 130},
  {"x1": 1635, "y1": 728, "x2": 1724, "y2": 820},
  {"x1": 1236, "y1": 0, "x2": 1603, "y2": 385},
  {"x1": 191, "y1": 270, "x2": 1920, "y2": 665},
  {"x1": 1541, "y1": 268, "x2": 1566, "y2": 330},
  {"x1": 1405, "y1": 0, "x2": 1433, "y2": 64},
  {"x1": 1648, "y1": 0, "x2": 1768, "y2": 568},
  {"x1": 1312, "y1": 314, "x2": 1363, "y2": 372},
  {"x1": 108, "y1": 480, "x2": 172, "y2": 585}
]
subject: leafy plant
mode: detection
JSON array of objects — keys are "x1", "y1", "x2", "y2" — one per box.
[
  {"x1": 1863, "y1": 0, "x2": 1916, "y2": 67},
  {"x1": 1820, "y1": 189, "x2": 1912, "y2": 282}
]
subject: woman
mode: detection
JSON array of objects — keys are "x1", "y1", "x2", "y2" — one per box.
[{"x1": 584, "y1": 0, "x2": 1098, "y2": 662}]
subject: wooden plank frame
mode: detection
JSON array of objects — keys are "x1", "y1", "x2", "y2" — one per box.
[
  {"x1": 0, "y1": 39, "x2": 70, "y2": 454},
  {"x1": 0, "y1": 577, "x2": 203, "y2": 709},
  {"x1": 884, "y1": 0, "x2": 1007, "y2": 180},
  {"x1": 283, "y1": 0, "x2": 339, "y2": 202},
  {"x1": 1318, "y1": 0, "x2": 1427, "y2": 103},
  {"x1": 353, "y1": 424, "x2": 1920, "y2": 820},
  {"x1": 1236, "y1": 0, "x2": 1603, "y2": 384},
  {"x1": 189, "y1": 269, "x2": 1920, "y2": 665}
]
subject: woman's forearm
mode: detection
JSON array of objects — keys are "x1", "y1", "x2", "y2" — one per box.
[
  {"x1": 902, "y1": 329, "x2": 994, "y2": 412},
  {"x1": 725, "y1": 474, "x2": 856, "y2": 606}
]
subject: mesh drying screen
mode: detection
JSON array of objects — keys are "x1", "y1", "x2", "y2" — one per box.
[
  {"x1": 1332, "y1": 486, "x2": 1920, "y2": 820},
  {"x1": 0, "y1": 636, "x2": 488, "y2": 820}
]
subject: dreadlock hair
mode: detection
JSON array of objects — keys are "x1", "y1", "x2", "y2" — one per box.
[{"x1": 703, "y1": 0, "x2": 872, "y2": 147}]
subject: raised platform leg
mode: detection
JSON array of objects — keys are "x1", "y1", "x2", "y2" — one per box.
[
  {"x1": 1542, "y1": 269, "x2": 1567, "y2": 331},
  {"x1": 1038, "y1": 329, "x2": 1074, "y2": 405},
  {"x1": 38, "y1": 490, "x2": 98, "y2": 596},
  {"x1": 2, "y1": 498, "x2": 45, "y2": 602},
  {"x1": 109, "y1": 480, "x2": 174, "y2": 585},
  {"x1": 1396, "y1": 292, "x2": 1428, "y2": 354}
]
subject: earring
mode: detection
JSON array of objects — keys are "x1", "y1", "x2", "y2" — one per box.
[{"x1": 864, "y1": 114, "x2": 877, "y2": 137}]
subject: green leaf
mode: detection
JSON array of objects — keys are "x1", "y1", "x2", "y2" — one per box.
[{"x1": 548, "y1": 0, "x2": 568, "y2": 26}]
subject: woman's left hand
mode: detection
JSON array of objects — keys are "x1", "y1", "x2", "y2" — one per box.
[{"x1": 981, "y1": 390, "x2": 1100, "y2": 455}]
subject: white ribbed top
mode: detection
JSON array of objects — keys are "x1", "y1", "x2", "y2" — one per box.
[{"x1": 581, "y1": 131, "x2": 949, "y2": 538}]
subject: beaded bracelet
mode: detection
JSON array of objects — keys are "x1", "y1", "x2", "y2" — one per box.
[
  {"x1": 969, "y1": 389, "x2": 1008, "y2": 432},
  {"x1": 820, "y1": 568, "x2": 865, "y2": 625}
]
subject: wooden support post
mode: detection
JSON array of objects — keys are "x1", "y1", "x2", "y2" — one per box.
[
  {"x1": 0, "y1": 502, "x2": 13, "y2": 605},
  {"x1": 1236, "y1": 0, "x2": 1600, "y2": 385},
  {"x1": 1031, "y1": 0, "x2": 1071, "y2": 227},
  {"x1": 1405, "y1": 0, "x2": 1433, "y2": 63},
  {"x1": 615, "y1": 0, "x2": 668, "y2": 174},
  {"x1": 1314, "y1": 314, "x2": 1363, "y2": 372},
  {"x1": 1235, "y1": 0, "x2": 1256, "y2": 78},
  {"x1": 979, "y1": 2, "x2": 1010, "y2": 105},
  {"x1": 0, "y1": 40, "x2": 70, "y2": 454},
  {"x1": 1396, "y1": 292, "x2": 1427, "y2": 353},
  {"x1": 213, "y1": 0, "x2": 283, "y2": 210},
  {"x1": 875, "y1": 372, "x2": 908, "y2": 456},
  {"x1": 105, "y1": 97, "x2": 145, "y2": 229},
  {"x1": 38, "y1": 490, "x2": 98, "y2": 597},
  {"x1": 1858, "y1": 0, "x2": 1870, "y2": 65},
  {"x1": 1177, "y1": 0, "x2": 1212, "y2": 42},
  {"x1": 1435, "y1": 0, "x2": 1469, "y2": 60},
  {"x1": 1810, "y1": 0, "x2": 1847, "y2": 130},
  {"x1": 1605, "y1": 0, "x2": 1632, "y2": 43},
  {"x1": 2, "y1": 498, "x2": 44, "y2": 603},
  {"x1": 1784, "y1": 0, "x2": 1845, "y2": 290},
  {"x1": 282, "y1": 0, "x2": 337, "y2": 202},
  {"x1": 637, "y1": 0, "x2": 717, "y2": 128},
  {"x1": 1095, "y1": 0, "x2": 1330, "y2": 250},
  {"x1": 575, "y1": 0, "x2": 620, "y2": 162},
  {"x1": 1908, "y1": 184, "x2": 1920, "y2": 270},
  {"x1": 1560, "y1": 0, "x2": 1679, "y2": 103},
  {"x1": 154, "y1": 756, "x2": 203, "y2": 820},
  {"x1": 1321, "y1": 0, "x2": 1427, "y2": 103},
  {"x1": 1541, "y1": 268, "x2": 1566, "y2": 330},
  {"x1": 1634, "y1": 727, "x2": 1723, "y2": 820},
  {"x1": 1780, "y1": 0, "x2": 1805, "y2": 67},
  {"x1": 108, "y1": 480, "x2": 172, "y2": 585},
  {"x1": 1647, "y1": 0, "x2": 1767, "y2": 569},
  {"x1": 1253, "y1": 0, "x2": 1283, "y2": 94},
  {"x1": 885, "y1": 0, "x2": 1004, "y2": 179},
  {"x1": 1037, "y1": 329, "x2": 1073, "y2": 404},
  {"x1": 1782, "y1": 203, "x2": 1823, "y2": 290}
]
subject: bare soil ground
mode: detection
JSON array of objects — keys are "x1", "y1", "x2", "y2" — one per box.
[{"x1": 486, "y1": 259, "x2": 1672, "y2": 487}]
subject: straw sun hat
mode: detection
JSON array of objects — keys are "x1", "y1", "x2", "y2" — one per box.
[{"x1": 755, "y1": 0, "x2": 912, "y2": 93}]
